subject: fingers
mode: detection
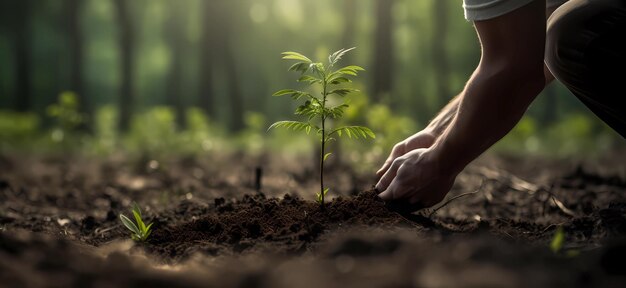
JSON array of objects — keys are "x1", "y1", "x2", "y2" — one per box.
[
  {"x1": 379, "y1": 167, "x2": 420, "y2": 201},
  {"x1": 376, "y1": 161, "x2": 390, "y2": 179},
  {"x1": 376, "y1": 143, "x2": 405, "y2": 178},
  {"x1": 375, "y1": 157, "x2": 402, "y2": 194},
  {"x1": 378, "y1": 160, "x2": 433, "y2": 202},
  {"x1": 378, "y1": 177, "x2": 405, "y2": 200}
]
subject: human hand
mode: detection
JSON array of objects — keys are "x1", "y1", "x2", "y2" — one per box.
[
  {"x1": 376, "y1": 130, "x2": 437, "y2": 179},
  {"x1": 375, "y1": 148, "x2": 457, "y2": 209}
]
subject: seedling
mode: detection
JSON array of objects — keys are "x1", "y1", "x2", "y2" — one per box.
[
  {"x1": 549, "y1": 226, "x2": 580, "y2": 257},
  {"x1": 119, "y1": 202, "x2": 153, "y2": 241},
  {"x1": 269, "y1": 48, "x2": 375, "y2": 208},
  {"x1": 550, "y1": 226, "x2": 565, "y2": 253}
]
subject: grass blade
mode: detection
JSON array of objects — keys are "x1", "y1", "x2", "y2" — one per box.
[{"x1": 120, "y1": 214, "x2": 140, "y2": 235}]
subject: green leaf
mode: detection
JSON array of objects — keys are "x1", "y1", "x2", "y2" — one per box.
[
  {"x1": 310, "y1": 63, "x2": 326, "y2": 78},
  {"x1": 339, "y1": 70, "x2": 357, "y2": 76},
  {"x1": 288, "y1": 62, "x2": 310, "y2": 73},
  {"x1": 323, "y1": 153, "x2": 332, "y2": 162},
  {"x1": 144, "y1": 222, "x2": 154, "y2": 238},
  {"x1": 339, "y1": 65, "x2": 365, "y2": 72},
  {"x1": 120, "y1": 214, "x2": 140, "y2": 235},
  {"x1": 268, "y1": 121, "x2": 313, "y2": 134},
  {"x1": 144, "y1": 229, "x2": 152, "y2": 240},
  {"x1": 274, "y1": 89, "x2": 315, "y2": 101},
  {"x1": 297, "y1": 75, "x2": 321, "y2": 85},
  {"x1": 316, "y1": 188, "x2": 329, "y2": 204},
  {"x1": 273, "y1": 89, "x2": 298, "y2": 96},
  {"x1": 282, "y1": 51, "x2": 312, "y2": 63},
  {"x1": 329, "y1": 47, "x2": 356, "y2": 66},
  {"x1": 132, "y1": 209, "x2": 145, "y2": 232},
  {"x1": 132, "y1": 202, "x2": 142, "y2": 217},
  {"x1": 295, "y1": 101, "x2": 320, "y2": 118},
  {"x1": 328, "y1": 88, "x2": 358, "y2": 97},
  {"x1": 328, "y1": 104, "x2": 349, "y2": 119},
  {"x1": 329, "y1": 126, "x2": 376, "y2": 139},
  {"x1": 291, "y1": 91, "x2": 314, "y2": 101},
  {"x1": 329, "y1": 77, "x2": 352, "y2": 85},
  {"x1": 550, "y1": 226, "x2": 565, "y2": 253}
]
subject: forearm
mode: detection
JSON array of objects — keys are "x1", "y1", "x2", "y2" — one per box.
[
  {"x1": 425, "y1": 95, "x2": 461, "y2": 136},
  {"x1": 425, "y1": 67, "x2": 553, "y2": 139},
  {"x1": 424, "y1": 0, "x2": 547, "y2": 176},
  {"x1": 433, "y1": 65, "x2": 545, "y2": 174}
]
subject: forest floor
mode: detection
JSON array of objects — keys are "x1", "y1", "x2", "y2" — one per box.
[{"x1": 1, "y1": 150, "x2": 626, "y2": 288}]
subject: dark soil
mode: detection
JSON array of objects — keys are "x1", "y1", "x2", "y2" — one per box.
[
  {"x1": 1, "y1": 152, "x2": 626, "y2": 287},
  {"x1": 146, "y1": 190, "x2": 415, "y2": 261}
]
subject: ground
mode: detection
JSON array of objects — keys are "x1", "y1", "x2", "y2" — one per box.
[{"x1": 1, "y1": 151, "x2": 626, "y2": 288}]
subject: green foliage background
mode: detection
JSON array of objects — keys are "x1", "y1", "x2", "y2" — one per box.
[{"x1": 0, "y1": 0, "x2": 621, "y2": 164}]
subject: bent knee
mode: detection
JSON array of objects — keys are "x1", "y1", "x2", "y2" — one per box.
[
  {"x1": 545, "y1": 2, "x2": 586, "y2": 81},
  {"x1": 546, "y1": 0, "x2": 626, "y2": 82}
]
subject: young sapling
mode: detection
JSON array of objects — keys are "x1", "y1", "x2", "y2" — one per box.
[
  {"x1": 119, "y1": 202, "x2": 153, "y2": 242},
  {"x1": 269, "y1": 48, "x2": 375, "y2": 209}
]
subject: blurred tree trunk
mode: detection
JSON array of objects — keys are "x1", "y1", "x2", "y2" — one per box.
[
  {"x1": 223, "y1": 2, "x2": 244, "y2": 132},
  {"x1": 432, "y1": 0, "x2": 449, "y2": 110},
  {"x1": 113, "y1": 0, "x2": 135, "y2": 132},
  {"x1": 198, "y1": 1, "x2": 243, "y2": 131},
  {"x1": 13, "y1": 0, "x2": 32, "y2": 112},
  {"x1": 372, "y1": 0, "x2": 394, "y2": 103},
  {"x1": 66, "y1": 0, "x2": 90, "y2": 130},
  {"x1": 341, "y1": 0, "x2": 356, "y2": 63},
  {"x1": 165, "y1": 2, "x2": 186, "y2": 130},
  {"x1": 224, "y1": 45, "x2": 244, "y2": 132},
  {"x1": 198, "y1": 0, "x2": 215, "y2": 116}
]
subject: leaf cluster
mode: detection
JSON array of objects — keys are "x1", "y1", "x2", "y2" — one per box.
[
  {"x1": 119, "y1": 202, "x2": 153, "y2": 242},
  {"x1": 269, "y1": 48, "x2": 374, "y2": 142},
  {"x1": 46, "y1": 91, "x2": 85, "y2": 131}
]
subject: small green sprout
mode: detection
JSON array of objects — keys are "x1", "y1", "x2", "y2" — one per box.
[
  {"x1": 316, "y1": 188, "x2": 329, "y2": 205},
  {"x1": 269, "y1": 48, "x2": 375, "y2": 209},
  {"x1": 119, "y1": 202, "x2": 153, "y2": 242},
  {"x1": 549, "y1": 226, "x2": 580, "y2": 257},
  {"x1": 550, "y1": 226, "x2": 565, "y2": 253}
]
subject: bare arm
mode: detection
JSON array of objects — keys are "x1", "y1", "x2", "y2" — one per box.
[
  {"x1": 434, "y1": 0, "x2": 547, "y2": 174},
  {"x1": 425, "y1": 95, "x2": 461, "y2": 136},
  {"x1": 376, "y1": 0, "x2": 547, "y2": 206},
  {"x1": 425, "y1": 4, "x2": 559, "y2": 139}
]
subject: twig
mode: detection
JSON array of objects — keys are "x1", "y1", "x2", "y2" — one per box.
[
  {"x1": 550, "y1": 195, "x2": 577, "y2": 217},
  {"x1": 95, "y1": 225, "x2": 117, "y2": 236},
  {"x1": 428, "y1": 179, "x2": 485, "y2": 218},
  {"x1": 478, "y1": 167, "x2": 540, "y2": 194},
  {"x1": 541, "y1": 222, "x2": 567, "y2": 233}
]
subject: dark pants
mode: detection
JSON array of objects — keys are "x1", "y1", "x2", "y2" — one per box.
[{"x1": 546, "y1": 0, "x2": 626, "y2": 138}]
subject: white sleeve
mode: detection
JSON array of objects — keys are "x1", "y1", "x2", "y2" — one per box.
[
  {"x1": 463, "y1": 0, "x2": 569, "y2": 21},
  {"x1": 463, "y1": 0, "x2": 535, "y2": 21}
]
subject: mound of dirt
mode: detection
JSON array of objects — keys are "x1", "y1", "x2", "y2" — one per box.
[{"x1": 146, "y1": 190, "x2": 416, "y2": 261}]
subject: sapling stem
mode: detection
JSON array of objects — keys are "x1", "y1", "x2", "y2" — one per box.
[
  {"x1": 269, "y1": 48, "x2": 375, "y2": 209},
  {"x1": 320, "y1": 79, "x2": 328, "y2": 209}
]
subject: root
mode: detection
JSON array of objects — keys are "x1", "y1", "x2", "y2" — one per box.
[{"x1": 428, "y1": 179, "x2": 485, "y2": 218}]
